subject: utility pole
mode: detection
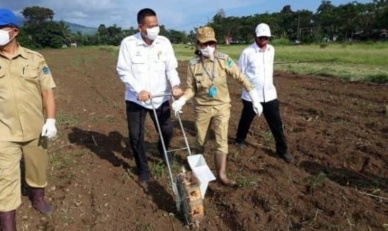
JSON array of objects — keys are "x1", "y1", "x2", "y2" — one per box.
[{"x1": 297, "y1": 13, "x2": 301, "y2": 41}]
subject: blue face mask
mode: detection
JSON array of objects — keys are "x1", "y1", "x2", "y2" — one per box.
[{"x1": 208, "y1": 86, "x2": 217, "y2": 98}]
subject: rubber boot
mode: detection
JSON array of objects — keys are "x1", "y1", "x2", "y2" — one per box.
[
  {"x1": 214, "y1": 152, "x2": 237, "y2": 186},
  {"x1": 0, "y1": 210, "x2": 16, "y2": 231},
  {"x1": 29, "y1": 188, "x2": 53, "y2": 215}
]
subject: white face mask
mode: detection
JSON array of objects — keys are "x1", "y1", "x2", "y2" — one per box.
[
  {"x1": 145, "y1": 26, "x2": 160, "y2": 41},
  {"x1": 200, "y1": 46, "x2": 215, "y2": 57},
  {"x1": 0, "y1": 29, "x2": 11, "y2": 46}
]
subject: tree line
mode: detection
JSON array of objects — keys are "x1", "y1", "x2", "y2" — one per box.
[
  {"x1": 19, "y1": 1, "x2": 387, "y2": 48},
  {"x1": 209, "y1": 0, "x2": 387, "y2": 44},
  {"x1": 18, "y1": 6, "x2": 193, "y2": 48}
]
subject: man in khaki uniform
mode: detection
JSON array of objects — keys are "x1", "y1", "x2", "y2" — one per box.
[
  {"x1": 0, "y1": 9, "x2": 57, "y2": 230},
  {"x1": 172, "y1": 26, "x2": 262, "y2": 186}
]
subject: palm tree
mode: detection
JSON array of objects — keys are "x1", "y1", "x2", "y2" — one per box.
[{"x1": 58, "y1": 20, "x2": 72, "y2": 45}]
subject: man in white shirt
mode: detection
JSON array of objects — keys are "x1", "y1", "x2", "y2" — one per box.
[
  {"x1": 234, "y1": 23, "x2": 294, "y2": 164},
  {"x1": 116, "y1": 8, "x2": 182, "y2": 183}
]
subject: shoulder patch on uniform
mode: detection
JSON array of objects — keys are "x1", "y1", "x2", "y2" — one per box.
[
  {"x1": 42, "y1": 66, "x2": 50, "y2": 74},
  {"x1": 226, "y1": 57, "x2": 234, "y2": 68},
  {"x1": 189, "y1": 57, "x2": 199, "y2": 65}
]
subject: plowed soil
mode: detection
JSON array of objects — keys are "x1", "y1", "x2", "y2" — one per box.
[{"x1": 16, "y1": 48, "x2": 388, "y2": 231}]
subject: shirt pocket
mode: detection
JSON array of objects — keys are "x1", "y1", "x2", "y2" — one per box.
[
  {"x1": 252, "y1": 59, "x2": 263, "y2": 69},
  {"x1": 214, "y1": 67, "x2": 227, "y2": 82},
  {"x1": 153, "y1": 54, "x2": 166, "y2": 72},
  {"x1": 20, "y1": 65, "x2": 39, "y2": 82},
  {"x1": 194, "y1": 75, "x2": 203, "y2": 90},
  {"x1": 194, "y1": 74, "x2": 211, "y2": 90},
  {"x1": 131, "y1": 56, "x2": 147, "y2": 75}
]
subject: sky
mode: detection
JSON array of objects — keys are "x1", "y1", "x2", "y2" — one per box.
[{"x1": 1, "y1": 0, "x2": 373, "y2": 32}]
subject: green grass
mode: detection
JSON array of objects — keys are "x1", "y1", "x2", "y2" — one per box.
[
  {"x1": 173, "y1": 44, "x2": 196, "y2": 61},
  {"x1": 275, "y1": 43, "x2": 388, "y2": 66},
  {"x1": 306, "y1": 172, "x2": 327, "y2": 194},
  {"x1": 56, "y1": 113, "x2": 79, "y2": 127},
  {"x1": 172, "y1": 41, "x2": 388, "y2": 83},
  {"x1": 150, "y1": 160, "x2": 166, "y2": 178},
  {"x1": 234, "y1": 173, "x2": 261, "y2": 187},
  {"x1": 76, "y1": 42, "x2": 388, "y2": 83},
  {"x1": 260, "y1": 130, "x2": 274, "y2": 143},
  {"x1": 50, "y1": 154, "x2": 73, "y2": 170}
]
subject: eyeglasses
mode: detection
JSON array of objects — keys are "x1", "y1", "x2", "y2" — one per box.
[
  {"x1": 257, "y1": 37, "x2": 269, "y2": 41},
  {"x1": 199, "y1": 41, "x2": 216, "y2": 48}
]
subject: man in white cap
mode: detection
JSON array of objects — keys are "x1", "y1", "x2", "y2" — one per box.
[{"x1": 234, "y1": 23, "x2": 294, "y2": 164}]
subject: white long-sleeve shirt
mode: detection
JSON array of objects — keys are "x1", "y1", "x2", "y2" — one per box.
[
  {"x1": 239, "y1": 43, "x2": 277, "y2": 102},
  {"x1": 116, "y1": 33, "x2": 180, "y2": 109}
]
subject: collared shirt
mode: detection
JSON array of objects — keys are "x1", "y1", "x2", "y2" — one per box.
[
  {"x1": 116, "y1": 33, "x2": 180, "y2": 109},
  {"x1": 184, "y1": 52, "x2": 253, "y2": 107},
  {"x1": 0, "y1": 45, "x2": 56, "y2": 142},
  {"x1": 239, "y1": 43, "x2": 277, "y2": 102}
]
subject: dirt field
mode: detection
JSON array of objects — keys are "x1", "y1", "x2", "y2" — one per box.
[{"x1": 16, "y1": 48, "x2": 388, "y2": 231}]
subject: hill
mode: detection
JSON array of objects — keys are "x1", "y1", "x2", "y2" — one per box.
[
  {"x1": 64, "y1": 21, "x2": 97, "y2": 35},
  {"x1": 16, "y1": 16, "x2": 97, "y2": 35}
]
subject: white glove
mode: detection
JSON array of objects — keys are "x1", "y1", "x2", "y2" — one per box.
[
  {"x1": 172, "y1": 96, "x2": 187, "y2": 116},
  {"x1": 41, "y1": 118, "x2": 57, "y2": 139},
  {"x1": 248, "y1": 90, "x2": 263, "y2": 116}
]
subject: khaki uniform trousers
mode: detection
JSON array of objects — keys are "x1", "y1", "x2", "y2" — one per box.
[
  {"x1": 194, "y1": 103, "x2": 230, "y2": 154},
  {"x1": 0, "y1": 137, "x2": 48, "y2": 212}
]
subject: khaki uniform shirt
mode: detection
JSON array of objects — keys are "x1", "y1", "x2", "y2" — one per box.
[
  {"x1": 0, "y1": 45, "x2": 56, "y2": 142},
  {"x1": 184, "y1": 52, "x2": 253, "y2": 106}
]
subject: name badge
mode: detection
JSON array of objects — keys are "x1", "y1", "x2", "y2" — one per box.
[{"x1": 208, "y1": 86, "x2": 217, "y2": 98}]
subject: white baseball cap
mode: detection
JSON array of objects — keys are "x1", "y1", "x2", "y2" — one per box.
[{"x1": 255, "y1": 23, "x2": 271, "y2": 37}]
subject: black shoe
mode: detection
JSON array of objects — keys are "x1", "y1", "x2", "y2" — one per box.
[
  {"x1": 139, "y1": 181, "x2": 150, "y2": 193},
  {"x1": 279, "y1": 153, "x2": 294, "y2": 164},
  {"x1": 139, "y1": 172, "x2": 150, "y2": 183}
]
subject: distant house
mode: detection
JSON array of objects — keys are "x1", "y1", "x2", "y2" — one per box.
[
  {"x1": 381, "y1": 29, "x2": 387, "y2": 39},
  {"x1": 224, "y1": 36, "x2": 232, "y2": 45}
]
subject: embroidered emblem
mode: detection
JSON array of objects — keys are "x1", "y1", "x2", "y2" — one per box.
[
  {"x1": 42, "y1": 66, "x2": 50, "y2": 74},
  {"x1": 227, "y1": 58, "x2": 234, "y2": 68}
]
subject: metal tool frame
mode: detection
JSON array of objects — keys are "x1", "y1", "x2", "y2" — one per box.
[{"x1": 150, "y1": 94, "x2": 194, "y2": 210}]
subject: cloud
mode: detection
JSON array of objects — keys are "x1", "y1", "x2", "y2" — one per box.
[{"x1": 1, "y1": 0, "x2": 261, "y2": 30}]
